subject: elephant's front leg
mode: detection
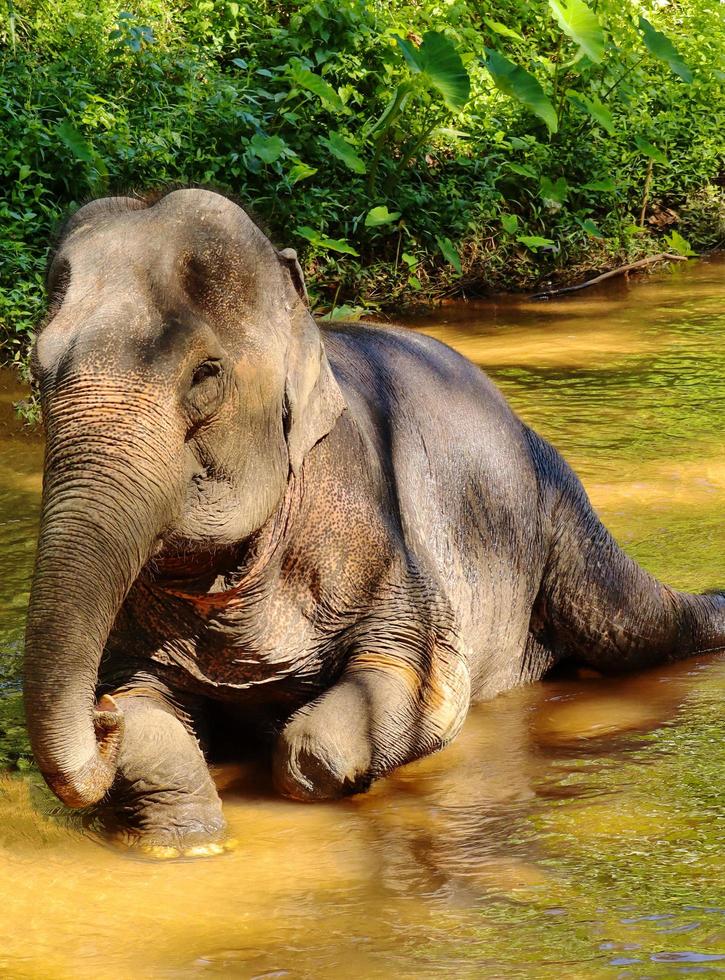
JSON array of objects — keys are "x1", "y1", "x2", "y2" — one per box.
[
  {"x1": 274, "y1": 648, "x2": 471, "y2": 801},
  {"x1": 98, "y1": 692, "x2": 226, "y2": 857}
]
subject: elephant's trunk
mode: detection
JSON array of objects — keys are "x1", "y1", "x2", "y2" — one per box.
[{"x1": 24, "y1": 381, "x2": 182, "y2": 808}]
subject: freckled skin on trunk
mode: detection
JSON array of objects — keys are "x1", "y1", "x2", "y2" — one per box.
[{"x1": 25, "y1": 188, "x2": 724, "y2": 854}]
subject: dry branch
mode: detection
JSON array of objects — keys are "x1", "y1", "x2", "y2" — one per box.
[{"x1": 531, "y1": 253, "x2": 689, "y2": 300}]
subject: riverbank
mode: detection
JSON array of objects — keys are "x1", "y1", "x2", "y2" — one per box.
[{"x1": 2, "y1": 0, "x2": 724, "y2": 368}]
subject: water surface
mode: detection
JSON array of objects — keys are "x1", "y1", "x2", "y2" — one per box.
[{"x1": 0, "y1": 257, "x2": 723, "y2": 978}]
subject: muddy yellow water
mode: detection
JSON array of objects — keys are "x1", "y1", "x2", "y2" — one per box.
[{"x1": 0, "y1": 257, "x2": 723, "y2": 978}]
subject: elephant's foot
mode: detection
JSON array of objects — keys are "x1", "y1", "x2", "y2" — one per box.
[
  {"x1": 273, "y1": 650, "x2": 471, "y2": 802},
  {"x1": 101, "y1": 802, "x2": 232, "y2": 859},
  {"x1": 97, "y1": 690, "x2": 229, "y2": 858},
  {"x1": 273, "y1": 718, "x2": 373, "y2": 801},
  {"x1": 130, "y1": 834, "x2": 237, "y2": 861}
]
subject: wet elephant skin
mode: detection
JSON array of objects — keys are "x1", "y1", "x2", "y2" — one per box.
[{"x1": 23, "y1": 188, "x2": 725, "y2": 852}]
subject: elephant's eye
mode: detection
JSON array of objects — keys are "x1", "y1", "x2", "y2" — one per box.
[
  {"x1": 186, "y1": 358, "x2": 226, "y2": 425},
  {"x1": 191, "y1": 359, "x2": 222, "y2": 387}
]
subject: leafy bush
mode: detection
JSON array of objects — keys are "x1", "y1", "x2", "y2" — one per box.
[{"x1": 1, "y1": 0, "x2": 723, "y2": 364}]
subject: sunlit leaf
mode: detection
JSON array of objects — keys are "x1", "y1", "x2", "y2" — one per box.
[
  {"x1": 323, "y1": 303, "x2": 366, "y2": 321},
  {"x1": 634, "y1": 136, "x2": 668, "y2": 165},
  {"x1": 321, "y1": 131, "x2": 366, "y2": 173},
  {"x1": 436, "y1": 235, "x2": 462, "y2": 274},
  {"x1": 289, "y1": 65, "x2": 345, "y2": 112},
  {"x1": 501, "y1": 213, "x2": 519, "y2": 234},
  {"x1": 365, "y1": 205, "x2": 401, "y2": 227},
  {"x1": 577, "y1": 217, "x2": 603, "y2": 237},
  {"x1": 664, "y1": 230, "x2": 696, "y2": 256},
  {"x1": 505, "y1": 162, "x2": 539, "y2": 178},
  {"x1": 483, "y1": 50, "x2": 558, "y2": 133},
  {"x1": 517, "y1": 234, "x2": 556, "y2": 251},
  {"x1": 639, "y1": 17, "x2": 693, "y2": 83},
  {"x1": 548, "y1": 0, "x2": 605, "y2": 64},
  {"x1": 483, "y1": 17, "x2": 523, "y2": 42},
  {"x1": 287, "y1": 162, "x2": 317, "y2": 184},
  {"x1": 397, "y1": 31, "x2": 471, "y2": 110},
  {"x1": 394, "y1": 35, "x2": 421, "y2": 72},
  {"x1": 294, "y1": 226, "x2": 359, "y2": 255}
]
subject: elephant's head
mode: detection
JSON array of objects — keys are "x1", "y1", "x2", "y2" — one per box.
[{"x1": 24, "y1": 188, "x2": 345, "y2": 808}]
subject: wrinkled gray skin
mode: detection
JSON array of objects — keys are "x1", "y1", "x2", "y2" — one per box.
[{"x1": 25, "y1": 189, "x2": 725, "y2": 850}]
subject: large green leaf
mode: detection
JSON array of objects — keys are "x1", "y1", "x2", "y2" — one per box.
[
  {"x1": 582, "y1": 177, "x2": 617, "y2": 192},
  {"x1": 289, "y1": 65, "x2": 345, "y2": 113},
  {"x1": 634, "y1": 136, "x2": 668, "y2": 165},
  {"x1": 483, "y1": 50, "x2": 558, "y2": 133},
  {"x1": 517, "y1": 234, "x2": 556, "y2": 251},
  {"x1": 249, "y1": 133, "x2": 286, "y2": 164},
  {"x1": 321, "y1": 131, "x2": 365, "y2": 174},
  {"x1": 394, "y1": 36, "x2": 422, "y2": 74},
  {"x1": 483, "y1": 17, "x2": 523, "y2": 42},
  {"x1": 436, "y1": 235, "x2": 462, "y2": 274},
  {"x1": 56, "y1": 121, "x2": 94, "y2": 163},
  {"x1": 365, "y1": 205, "x2": 401, "y2": 227},
  {"x1": 294, "y1": 226, "x2": 359, "y2": 255},
  {"x1": 663, "y1": 230, "x2": 696, "y2": 256},
  {"x1": 548, "y1": 0, "x2": 605, "y2": 63},
  {"x1": 287, "y1": 162, "x2": 317, "y2": 184},
  {"x1": 639, "y1": 17, "x2": 693, "y2": 83},
  {"x1": 577, "y1": 217, "x2": 603, "y2": 238},
  {"x1": 395, "y1": 32, "x2": 470, "y2": 110}
]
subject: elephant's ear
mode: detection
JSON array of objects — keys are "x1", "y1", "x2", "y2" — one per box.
[
  {"x1": 278, "y1": 250, "x2": 345, "y2": 475},
  {"x1": 278, "y1": 247, "x2": 309, "y2": 307}
]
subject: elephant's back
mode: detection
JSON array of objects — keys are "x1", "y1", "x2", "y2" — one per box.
[{"x1": 323, "y1": 321, "x2": 547, "y2": 687}]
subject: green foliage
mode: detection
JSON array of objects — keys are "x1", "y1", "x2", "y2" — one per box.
[
  {"x1": 639, "y1": 16, "x2": 693, "y2": 84},
  {"x1": 483, "y1": 49, "x2": 558, "y2": 133},
  {"x1": 663, "y1": 229, "x2": 696, "y2": 257},
  {"x1": 0, "y1": 0, "x2": 723, "y2": 359},
  {"x1": 548, "y1": 0, "x2": 605, "y2": 64},
  {"x1": 0, "y1": 640, "x2": 31, "y2": 770}
]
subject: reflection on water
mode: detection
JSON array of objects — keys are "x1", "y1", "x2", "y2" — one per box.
[{"x1": 0, "y1": 257, "x2": 723, "y2": 978}]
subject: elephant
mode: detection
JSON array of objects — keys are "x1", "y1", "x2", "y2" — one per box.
[{"x1": 24, "y1": 188, "x2": 724, "y2": 855}]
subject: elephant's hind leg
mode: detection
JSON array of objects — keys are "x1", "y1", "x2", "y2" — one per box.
[
  {"x1": 98, "y1": 690, "x2": 226, "y2": 857},
  {"x1": 527, "y1": 428, "x2": 725, "y2": 671},
  {"x1": 274, "y1": 646, "x2": 471, "y2": 801}
]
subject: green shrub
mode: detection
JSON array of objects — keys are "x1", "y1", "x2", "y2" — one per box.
[{"x1": 1, "y1": 0, "x2": 723, "y2": 365}]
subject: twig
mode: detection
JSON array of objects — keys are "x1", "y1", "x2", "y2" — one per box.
[
  {"x1": 531, "y1": 253, "x2": 689, "y2": 299},
  {"x1": 639, "y1": 158, "x2": 653, "y2": 227}
]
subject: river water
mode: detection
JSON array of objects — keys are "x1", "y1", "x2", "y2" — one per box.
[{"x1": 0, "y1": 257, "x2": 723, "y2": 978}]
